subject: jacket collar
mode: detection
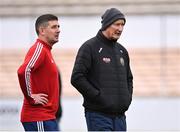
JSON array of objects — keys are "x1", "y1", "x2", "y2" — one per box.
[
  {"x1": 96, "y1": 30, "x2": 117, "y2": 47},
  {"x1": 36, "y1": 39, "x2": 52, "y2": 50}
]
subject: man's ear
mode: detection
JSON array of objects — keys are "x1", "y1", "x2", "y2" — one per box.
[{"x1": 39, "y1": 26, "x2": 45, "y2": 36}]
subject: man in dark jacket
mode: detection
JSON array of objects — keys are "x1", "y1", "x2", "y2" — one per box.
[{"x1": 71, "y1": 8, "x2": 133, "y2": 131}]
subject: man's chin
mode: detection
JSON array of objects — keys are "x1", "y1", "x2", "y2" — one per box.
[
  {"x1": 112, "y1": 36, "x2": 120, "y2": 41},
  {"x1": 50, "y1": 40, "x2": 59, "y2": 45},
  {"x1": 54, "y1": 39, "x2": 59, "y2": 43}
]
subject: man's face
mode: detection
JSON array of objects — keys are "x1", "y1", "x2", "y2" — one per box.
[
  {"x1": 42, "y1": 20, "x2": 60, "y2": 45},
  {"x1": 105, "y1": 19, "x2": 125, "y2": 41}
]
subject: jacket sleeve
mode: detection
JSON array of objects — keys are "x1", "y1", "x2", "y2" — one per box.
[
  {"x1": 17, "y1": 44, "x2": 45, "y2": 104},
  {"x1": 71, "y1": 43, "x2": 100, "y2": 100},
  {"x1": 127, "y1": 53, "x2": 133, "y2": 94}
]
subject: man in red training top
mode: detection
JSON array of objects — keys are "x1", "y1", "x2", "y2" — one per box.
[{"x1": 17, "y1": 14, "x2": 60, "y2": 131}]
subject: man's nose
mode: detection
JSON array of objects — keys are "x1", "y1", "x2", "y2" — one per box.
[
  {"x1": 57, "y1": 28, "x2": 60, "y2": 33},
  {"x1": 118, "y1": 25, "x2": 123, "y2": 31}
]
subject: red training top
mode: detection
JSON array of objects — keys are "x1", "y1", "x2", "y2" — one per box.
[{"x1": 17, "y1": 39, "x2": 59, "y2": 122}]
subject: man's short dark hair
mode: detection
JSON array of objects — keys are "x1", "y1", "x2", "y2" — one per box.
[{"x1": 35, "y1": 14, "x2": 58, "y2": 35}]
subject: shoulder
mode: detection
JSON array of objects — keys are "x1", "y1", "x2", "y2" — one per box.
[
  {"x1": 29, "y1": 42, "x2": 44, "y2": 51},
  {"x1": 26, "y1": 43, "x2": 46, "y2": 58},
  {"x1": 83, "y1": 36, "x2": 97, "y2": 47},
  {"x1": 116, "y1": 42, "x2": 129, "y2": 55},
  {"x1": 79, "y1": 36, "x2": 97, "y2": 52}
]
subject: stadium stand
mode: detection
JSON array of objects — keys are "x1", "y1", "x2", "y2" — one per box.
[
  {"x1": 0, "y1": 48, "x2": 179, "y2": 98},
  {"x1": 0, "y1": 0, "x2": 180, "y2": 16}
]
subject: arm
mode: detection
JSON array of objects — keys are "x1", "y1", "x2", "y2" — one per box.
[
  {"x1": 118, "y1": 44, "x2": 133, "y2": 94},
  {"x1": 127, "y1": 53, "x2": 133, "y2": 94},
  {"x1": 71, "y1": 44, "x2": 99, "y2": 100},
  {"x1": 17, "y1": 44, "x2": 48, "y2": 105}
]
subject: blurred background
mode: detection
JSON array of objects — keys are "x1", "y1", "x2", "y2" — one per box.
[{"x1": 0, "y1": 0, "x2": 180, "y2": 131}]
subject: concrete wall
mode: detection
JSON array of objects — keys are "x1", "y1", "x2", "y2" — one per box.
[{"x1": 0, "y1": 0, "x2": 180, "y2": 16}]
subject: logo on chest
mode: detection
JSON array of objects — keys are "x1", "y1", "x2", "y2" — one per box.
[
  {"x1": 102, "y1": 57, "x2": 111, "y2": 63},
  {"x1": 51, "y1": 59, "x2": 54, "y2": 63},
  {"x1": 120, "y1": 57, "x2": 125, "y2": 66}
]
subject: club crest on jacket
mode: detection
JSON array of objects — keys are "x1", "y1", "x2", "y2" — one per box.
[{"x1": 120, "y1": 57, "x2": 125, "y2": 66}]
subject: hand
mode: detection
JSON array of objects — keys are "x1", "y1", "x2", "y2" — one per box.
[{"x1": 31, "y1": 93, "x2": 48, "y2": 105}]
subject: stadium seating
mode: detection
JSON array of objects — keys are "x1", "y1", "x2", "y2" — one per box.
[
  {"x1": 0, "y1": 0, "x2": 179, "y2": 16},
  {"x1": 0, "y1": 48, "x2": 179, "y2": 98}
]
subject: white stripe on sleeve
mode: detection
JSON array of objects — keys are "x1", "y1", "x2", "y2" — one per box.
[{"x1": 25, "y1": 43, "x2": 43, "y2": 96}]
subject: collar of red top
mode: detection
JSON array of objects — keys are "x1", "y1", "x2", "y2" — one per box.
[{"x1": 36, "y1": 39, "x2": 52, "y2": 50}]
